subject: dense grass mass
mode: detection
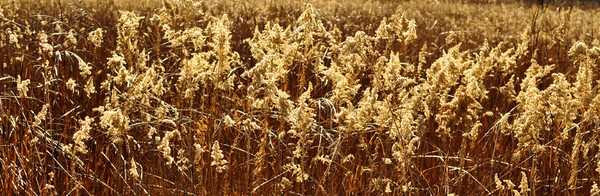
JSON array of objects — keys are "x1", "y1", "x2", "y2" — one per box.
[{"x1": 2, "y1": 0, "x2": 600, "y2": 195}]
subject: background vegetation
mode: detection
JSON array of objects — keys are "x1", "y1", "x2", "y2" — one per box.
[{"x1": 2, "y1": 0, "x2": 600, "y2": 195}]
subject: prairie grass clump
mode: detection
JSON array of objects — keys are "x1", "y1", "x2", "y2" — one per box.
[
  {"x1": 15, "y1": 75, "x2": 30, "y2": 97},
  {"x1": 3, "y1": 0, "x2": 600, "y2": 195}
]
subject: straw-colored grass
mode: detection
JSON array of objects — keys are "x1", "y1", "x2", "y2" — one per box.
[{"x1": 2, "y1": 0, "x2": 600, "y2": 195}]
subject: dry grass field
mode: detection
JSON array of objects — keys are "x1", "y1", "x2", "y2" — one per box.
[{"x1": 2, "y1": 0, "x2": 600, "y2": 195}]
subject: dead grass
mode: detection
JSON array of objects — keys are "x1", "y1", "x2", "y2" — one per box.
[{"x1": 2, "y1": 0, "x2": 600, "y2": 195}]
